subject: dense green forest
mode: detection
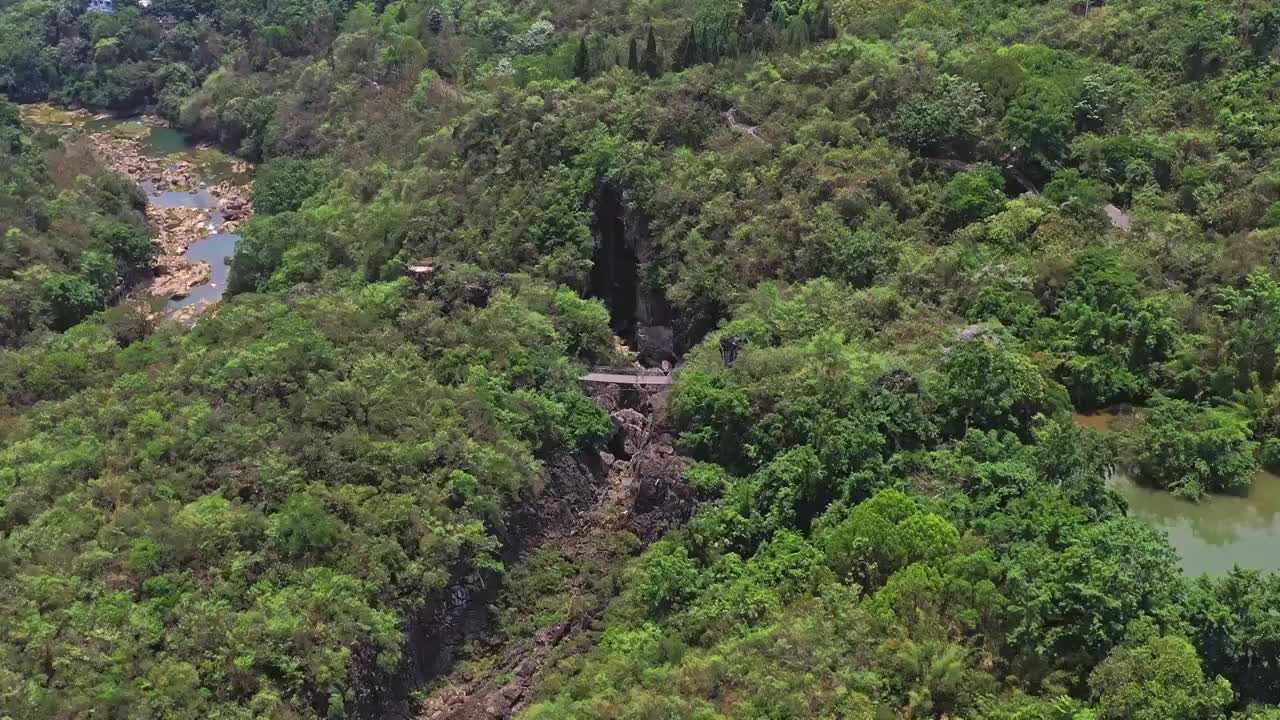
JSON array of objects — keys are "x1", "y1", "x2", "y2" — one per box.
[
  {"x1": 0, "y1": 98, "x2": 153, "y2": 345},
  {"x1": 7, "y1": 0, "x2": 1280, "y2": 717}
]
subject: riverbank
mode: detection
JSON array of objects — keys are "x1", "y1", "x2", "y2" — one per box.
[{"x1": 20, "y1": 103, "x2": 254, "y2": 315}]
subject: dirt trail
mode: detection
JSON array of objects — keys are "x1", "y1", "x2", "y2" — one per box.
[
  {"x1": 723, "y1": 108, "x2": 764, "y2": 141},
  {"x1": 923, "y1": 156, "x2": 1132, "y2": 229},
  {"x1": 419, "y1": 381, "x2": 692, "y2": 720}
]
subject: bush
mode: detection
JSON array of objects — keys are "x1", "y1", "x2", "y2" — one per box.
[
  {"x1": 942, "y1": 164, "x2": 1007, "y2": 228},
  {"x1": 1128, "y1": 398, "x2": 1258, "y2": 500},
  {"x1": 253, "y1": 158, "x2": 337, "y2": 215},
  {"x1": 41, "y1": 273, "x2": 103, "y2": 330},
  {"x1": 1261, "y1": 438, "x2": 1280, "y2": 471},
  {"x1": 938, "y1": 334, "x2": 1069, "y2": 439}
]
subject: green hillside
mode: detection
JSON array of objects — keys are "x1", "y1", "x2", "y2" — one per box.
[{"x1": 5, "y1": 0, "x2": 1280, "y2": 717}]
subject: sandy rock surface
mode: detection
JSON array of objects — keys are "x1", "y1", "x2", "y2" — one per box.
[{"x1": 141, "y1": 261, "x2": 212, "y2": 300}]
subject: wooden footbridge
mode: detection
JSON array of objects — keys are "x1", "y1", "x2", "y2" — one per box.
[{"x1": 580, "y1": 368, "x2": 675, "y2": 386}]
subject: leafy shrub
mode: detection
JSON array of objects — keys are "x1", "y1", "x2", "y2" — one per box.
[{"x1": 1128, "y1": 398, "x2": 1258, "y2": 499}]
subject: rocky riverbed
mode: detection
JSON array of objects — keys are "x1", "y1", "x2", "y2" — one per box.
[
  {"x1": 87, "y1": 124, "x2": 253, "y2": 307},
  {"x1": 22, "y1": 103, "x2": 254, "y2": 312}
]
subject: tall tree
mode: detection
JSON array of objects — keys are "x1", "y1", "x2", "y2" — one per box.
[
  {"x1": 641, "y1": 27, "x2": 660, "y2": 78},
  {"x1": 627, "y1": 37, "x2": 639, "y2": 72},
  {"x1": 1090, "y1": 624, "x2": 1233, "y2": 720},
  {"x1": 814, "y1": 0, "x2": 834, "y2": 39},
  {"x1": 573, "y1": 35, "x2": 590, "y2": 79}
]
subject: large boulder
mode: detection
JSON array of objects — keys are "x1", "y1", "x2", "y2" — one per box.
[
  {"x1": 609, "y1": 408, "x2": 648, "y2": 459},
  {"x1": 626, "y1": 436, "x2": 693, "y2": 541}
]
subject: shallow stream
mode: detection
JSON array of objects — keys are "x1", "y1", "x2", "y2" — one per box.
[
  {"x1": 108, "y1": 121, "x2": 244, "y2": 309},
  {"x1": 25, "y1": 105, "x2": 250, "y2": 310}
]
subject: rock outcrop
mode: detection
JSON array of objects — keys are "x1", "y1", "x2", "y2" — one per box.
[
  {"x1": 602, "y1": 392, "x2": 693, "y2": 543},
  {"x1": 211, "y1": 180, "x2": 252, "y2": 222},
  {"x1": 363, "y1": 450, "x2": 607, "y2": 720},
  {"x1": 416, "y1": 380, "x2": 691, "y2": 720},
  {"x1": 589, "y1": 185, "x2": 677, "y2": 365},
  {"x1": 140, "y1": 261, "x2": 212, "y2": 300}
]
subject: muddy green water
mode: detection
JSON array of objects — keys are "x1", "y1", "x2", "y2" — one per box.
[
  {"x1": 1108, "y1": 469, "x2": 1280, "y2": 576},
  {"x1": 140, "y1": 126, "x2": 192, "y2": 156},
  {"x1": 1074, "y1": 413, "x2": 1280, "y2": 576}
]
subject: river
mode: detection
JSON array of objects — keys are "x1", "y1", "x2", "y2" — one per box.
[
  {"x1": 22, "y1": 105, "x2": 252, "y2": 314},
  {"x1": 1074, "y1": 412, "x2": 1280, "y2": 576}
]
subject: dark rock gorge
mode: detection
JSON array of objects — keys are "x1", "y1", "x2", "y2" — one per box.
[
  {"x1": 352, "y1": 184, "x2": 699, "y2": 719},
  {"x1": 588, "y1": 185, "x2": 677, "y2": 366},
  {"x1": 354, "y1": 385, "x2": 693, "y2": 719},
  {"x1": 351, "y1": 452, "x2": 607, "y2": 719}
]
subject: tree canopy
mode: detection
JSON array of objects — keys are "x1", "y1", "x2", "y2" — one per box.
[{"x1": 7, "y1": 0, "x2": 1280, "y2": 716}]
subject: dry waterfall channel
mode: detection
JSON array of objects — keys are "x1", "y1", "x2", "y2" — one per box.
[
  {"x1": 416, "y1": 375, "x2": 693, "y2": 720},
  {"x1": 23, "y1": 105, "x2": 254, "y2": 318}
]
